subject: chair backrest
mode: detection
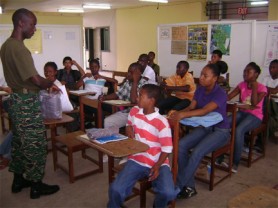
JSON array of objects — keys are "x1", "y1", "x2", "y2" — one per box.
[
  {"x1": 262, "y1": 93, "x2": 271, "y2": 124},
  {"x1": 227, "y1": 103, "x2": 237, "y2": 151}
]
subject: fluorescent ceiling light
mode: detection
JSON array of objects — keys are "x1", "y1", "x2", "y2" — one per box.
[
  {"x1": 58, "y1": 8, "x2": 84, "y2": 13},
  {"x1": 251, "y1": 1, "x2": 268, "y2": 5},
  {"x1": 0, "y1": 6, "x2": 2, "y2": 14},
  {"x1": 139, "y1": 0, "x2": 168, "y2": 3},
  {"x1": 82, "y1": 4, "x2": 111, "y2": 9}
]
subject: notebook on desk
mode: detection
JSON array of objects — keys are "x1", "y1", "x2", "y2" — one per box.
[
  {"x1": 69, "y1": 90, "x2": 95, "y2": 96},
  {"x1": 103, "y1": 100, "x2": 131, "y2": 105},
  {"x1": 79, "y1": 133, "x2": 128, "y2": 144}
]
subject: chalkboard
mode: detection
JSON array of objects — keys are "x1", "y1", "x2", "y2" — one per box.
[
  {"x1": 157, "y1": 20, "x2": 278, "y2": 87},
  {"x1": 0, "y1": 24, "x2": 83, "y2": 79}
]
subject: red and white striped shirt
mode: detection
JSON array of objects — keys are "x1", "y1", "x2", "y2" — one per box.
[{"x1": 127, "y1": 106, "x2": 173, "y2": 168}]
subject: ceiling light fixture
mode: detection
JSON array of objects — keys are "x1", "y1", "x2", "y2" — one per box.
[
  {"x1": 58, "y1": 8, "x2": 84, "y2": 13},
  {"x1": 0, "y1": 6, "x2": 2, "y2": 14},
  {"x1": 251, "y1": 1, "x2": 268, "y2": 5},
  {"x1": 82, "y1": 4, "x2": 111, "y2": 9},
  {"x1": 139, "y1": 0, "x2": 168, "y2": 3}
]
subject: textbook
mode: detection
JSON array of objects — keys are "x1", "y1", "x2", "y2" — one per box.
[{"x1": 86, "y1": 127, "x2": 128, "y2": 144}]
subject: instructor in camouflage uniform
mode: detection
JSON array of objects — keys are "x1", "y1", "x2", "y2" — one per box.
[{"x1": 0, "y1": 8, "x2": 60, "y2": 199}]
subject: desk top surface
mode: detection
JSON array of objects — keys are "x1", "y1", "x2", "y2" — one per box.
[
  {"x1": 103, "y1": 100, "x2": 135, "y2": 107},
  {"x1": 69, "y1": 90, "x2": 96, "y2": 96},
  {"x1": 77, "y1": 134, "x2": 149, "y2": 158},
  {"x1": 44, "y1": 113, "x2": 74, "y2": 125}
]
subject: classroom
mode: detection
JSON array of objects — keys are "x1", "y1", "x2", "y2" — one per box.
[{"x1": 0, "y1": 0, "x2": 278, "y2": 207}]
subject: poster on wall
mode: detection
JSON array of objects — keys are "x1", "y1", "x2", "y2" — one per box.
[
  {"x1": 264, "y1": 25, "x2": 278, "y2": 67},
  {"x1": 160, "y1": 27, "x2": 171, "y2": 40},
  {"x1": 171, "y1": 26, "x2": 187, "y2": 55},
  {"x1": 187, "y1": 25, "x2": 208, "y2": 61},
  {"x1": 210, "y1": 24, "x2": 231, "y2": 55}
]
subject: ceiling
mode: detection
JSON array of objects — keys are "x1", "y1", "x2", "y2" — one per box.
[{"x1": 0, "y1": 0, "x2": 195, "y2": 13}]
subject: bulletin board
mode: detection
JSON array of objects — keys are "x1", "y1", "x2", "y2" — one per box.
[
  {"x1": 157, "y1": 20, "x2": 278, "y2": 87},
  {"x1": 0, "y1": 24, "x2": 83, "y2": 79}
]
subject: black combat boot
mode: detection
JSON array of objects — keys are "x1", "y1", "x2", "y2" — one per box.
[
  {"x1": 30, "y1": 181, "x2": 60, "y2": 199},
  {"x1": 12, "y1": 173, "x2": 32, "y2": 193}
]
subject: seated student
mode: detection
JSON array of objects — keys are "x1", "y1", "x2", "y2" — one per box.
[
  {"x1": 168, "y1": 63, "x2": 230, "y2": 199},
  {"x1": 148, "y1": 51, "x2": 160, "y2": 80},
  {"x1": 44, "y1": 62, "x2": 63, "y2": 87},
  {"x1": 108, "y1": 84, "x2": 177, "y2": 208},
  {"x1": 57, "y1": 56, "x2": 85, "y2": 107},
  {"x1": 75, "y1": 58, "x2": 118, "y2": 128},
  {"x1": 0, "y1": 131, "x2": 12, "y2": 170},
  {"x1": 57, "y1": 56, "x2": 85, "y2": 89},
  {"x1": 158, "y1": 60, "x2": 196, "y2": 115},
  {"x1": 99, "y1": 62, "x2": 147, "y2": 129},
  {"x1": 228, "y1": 62, "x2": 267, "y2": 173},
  {"x1": 209, "y1": 50, "x2": 229, "y2": 86},
  {"x1": 44, "y1": 62, "x2": 78, "y2": 131},
  {"x1": 262, "y1": 59, "x2": 278, "y2": 140},
  {"x1": 0, "y1": 83, "x2": 12, "y2": 170},
  {"x1": 76, "y1": 58, "x2": 118, "y2": 99},
  {"x1": 138, "y1": 53, "x2": 157, "y2": 85}
]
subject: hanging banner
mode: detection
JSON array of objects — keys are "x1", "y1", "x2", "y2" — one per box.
[{"x1": 264, "y1": 25, "x2": 278, "y2": 67}]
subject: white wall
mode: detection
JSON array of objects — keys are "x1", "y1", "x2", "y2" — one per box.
[{"x1": 83, "y1": 10, "x2": 117, "y2": 71}]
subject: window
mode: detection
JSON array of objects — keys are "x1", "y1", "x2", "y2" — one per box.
[
  {"x1": 206, "y1": 0, "x2": 269, "y2": 21},
  {"x1": 100, "y1": 27, "x2": 110, "y2": 51}
]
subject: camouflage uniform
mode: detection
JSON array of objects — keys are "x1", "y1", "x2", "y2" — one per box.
[{"x1": 8, "y1": 93, "x2": 47, "y2": 182}]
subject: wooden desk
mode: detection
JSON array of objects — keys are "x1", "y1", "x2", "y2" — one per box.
[
  {"x1": 44, "y1": 114, "x2": 74, "y2": 151},
  {"x1": 0, "y1": 91, "x2": 10, "y2": 134},
  {"x1": 77, "y1": 134, "x2": 149, "y2": 183},
  {"x1": 102, "y1": 100, "x2": 135, "y2": 113},
  {"x1": 227, "y1": 101, "x2": 258, "y2": 110}
]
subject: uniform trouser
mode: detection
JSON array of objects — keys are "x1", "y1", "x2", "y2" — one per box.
[{"x1": 8, "y1": 93, "x2": 47, "y2": 182}]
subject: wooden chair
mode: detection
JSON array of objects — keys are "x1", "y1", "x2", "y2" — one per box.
[
  {"x1": 241, "y1": 93, "x2": 270, "y2": 167},
  {"x1": 194, "y1": 103, "x2": 237, "y2": 190},
  {"x1": 51, "y1": 97, "x2": 104, "y2": 183},
  {"x1": 112, "y1": 71, "x2": 128, "y2": 88},
  {"x1": 109, "y1": 119, "x2": 180, "y2": 208}
]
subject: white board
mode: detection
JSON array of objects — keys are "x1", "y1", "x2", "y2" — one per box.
[
  {"x1": 157, "y1": 20, "x2": 278, "y2": 87},
  {"x1": 0, "y1": 24, "x2": 83, "y2": 80}
]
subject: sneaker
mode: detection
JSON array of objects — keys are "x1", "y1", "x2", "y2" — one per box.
[
  {"x1": 232, "y1": 165, "x2": 238, "y2": 173},
  {"x1": 221, "y1": 161, "x2": 229, "y2": 168},
  {"x1": 177, "y1": 186, "x2": 197, "y2": 199}
]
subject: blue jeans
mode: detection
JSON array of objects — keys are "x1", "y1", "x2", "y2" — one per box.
[
  {"x1": 177, "y1": 126, "x2": 230, "y2": 189},
  {"x1": 229, "y1": 111, "x2": 261, "y2": 166},
  {"x1": 0, "y1": 131, "x2": 12, "y2": 160},
  {"x1": 108, "y1": 160, "x2": 178, "y2": 208}
]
